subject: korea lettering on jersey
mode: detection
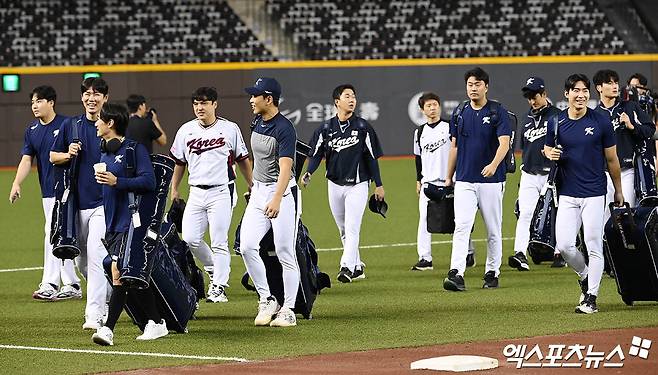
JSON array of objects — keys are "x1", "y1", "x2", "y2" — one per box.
[
  {"x1": 309, "y1": 117, "x2": 383, "y2": 186},
  {"x1": 170, "y1": 118, "x2": 248, "y2": 186},
  {"x1": 414, "y1": 121, "x2": 451, "y2": 184}
]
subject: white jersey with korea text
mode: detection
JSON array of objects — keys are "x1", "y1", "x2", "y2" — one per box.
[
  {"x1": 413, "y1": 120, "x2": 451, "y2": 184},
  {"x1": 170, "y1": 117, "x2": 249, "y2": 186}
]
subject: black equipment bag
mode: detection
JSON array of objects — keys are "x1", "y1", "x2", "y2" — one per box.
[
  {"x1": 634, "y1": 140, "x2": 658, "y2": 203},
  {"x1": 160, "y1": 220, "x2": 205, "y2": 301},
  {"x1": 102, "y1": 241, "x2": 197, "y2": 333},
  {"x1": 51, "y1": 117, "x2": 83, "y2": 259},
  {"x1": 425, "y1": 185, "x2": 455, "y2": 234},
  {"x1": 236, "y1": 219, "x2": 331, "y2": 319},
  {"x1": 118, "y1": 153, "x2": 175, "y2": 289},
  {"x1": 528, "y1": 166, "x2": 558, "y2": 264},
  {"x1": 604, "y1": 201, "x2": 658, "y2": 306}
]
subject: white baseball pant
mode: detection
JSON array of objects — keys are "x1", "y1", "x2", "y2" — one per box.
[
  {"x1": 450, "y1": 181, "x2": 505, "y2": 276},
  {"x1": 417, "y1": 183, "x2": 474, "y2": 262},
  {"x1": 75, "y1": 206, "x2": 108, "y2": 321},
  {"x1": 239, "y1": 180, "x2": 300, "y2": 309},
  {"x1": 555, "y1": 195, "x2": 606, "y2": 296},
  {"x1": 182, "y1": 184, "x2": 235, "y2": 287},
  {"x1": 604, "y1": 169, "x2": 635, "y2": 224},
  {"x1": 328, "y1": 180, "x2": 368, "y2": 271},
  {"x1": 513, "y1": 172, "x2": 550, "y2": 255},
  {"x1": 42, "y1": 197, "x2": 79, "y2": 287}
]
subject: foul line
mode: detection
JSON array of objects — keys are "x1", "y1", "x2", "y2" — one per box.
[
  {"x1": 0, "y1": 266, "x2": 43, "y2": 273},
  {"x1": 0, "y1": 344, "x2": 250, "y2": 362},
  {"x1": 314, "y1": 236, "x2": 515, "y2": 252}
]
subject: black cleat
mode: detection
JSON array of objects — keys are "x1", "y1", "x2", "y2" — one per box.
[
  {"x1": 411, "y1": 259, "x2": 433, "y2": 271},
  {"x1": 443, "y1": 269, "x2": 466, "y2": 291},
  {"x1": 508, "y1": 252, "x2": 530, "y2": 271},
  {"x1": 337, "y1": 267, "x2": 353, "y2": 283},
  {"x1": 482, "y1": 271, "x2": 499, "y2": 289},
  {"x1": 551, "y1": 253, "x2": 567, "y2": 268},
  {"x1": 352, "y1": 266, "x2": 366, "y2": 280},
  {"x1": 575, "y1": 294, "x2": 598, "y2": 314}
]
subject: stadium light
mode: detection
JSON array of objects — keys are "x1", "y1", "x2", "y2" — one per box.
[
  {"x1": 83, "y1": 72, "x2": 101, "y2": 79},
  {"x1": 2, "y1": 74, "x2": 20, "y2": 92}
]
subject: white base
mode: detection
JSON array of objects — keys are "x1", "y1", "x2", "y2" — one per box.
[{"x1": 411, "y1": 355, "x2": 499, "y2": 372}]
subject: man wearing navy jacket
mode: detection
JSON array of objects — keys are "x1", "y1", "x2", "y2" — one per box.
[
  {"x1": 510, "y1": 77, "x2": 565, "y2": 270},
  {"x1": 91, "y1": 103, "x2": 165, "y2": 346},
  {"x1": 304, "y1": 84, "x2": 385, "y2": 284}
]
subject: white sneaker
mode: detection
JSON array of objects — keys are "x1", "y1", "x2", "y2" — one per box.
[
  {"x1": 54, "y1": 284, "x2": 82, "y2": 300},
  {"x1": 254, "y1": 296, "x2": 280, "y2": 326},
  {"x1": 82, "y1": 316, "x2": 103, "y2": 330},
  {"x1": 32, "y1": 283, "x2": 58, "y2": 301},
  {"x1": 92, "y1": 326, "x2": 114, "y2": 346},
  {"x1": 270, "y1": 307, "x2": 297, "y2": 327},
  {"x1": 206, "y1": 284, "x2": 228, "y2": 303},
  {"x1": 136, "y1": 319, "x2": 168, "y2": 340}
]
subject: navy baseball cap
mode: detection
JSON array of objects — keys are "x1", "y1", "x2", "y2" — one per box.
[
  {"x1": 368, "y1": 194, "x2": 388, "y2": 218},
  {"x1": 522, "y1": 77, "x2": 545, "y2": 93},
  {"x1": 244, "y1": 77, "x2": 281, "y2": 99}
]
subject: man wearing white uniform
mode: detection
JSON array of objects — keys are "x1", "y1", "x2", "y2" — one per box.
[
  {"x1": 443, "y1": 67, "x2": 512, "y2": 291},
  {"x1": 170, "y1": 87, "x2": 252, "y2": 303},
  {"x1": 411, "y1": 92, "x2": 475, "y2": 271},
  {"x1": 240, "y1": 77, "x2": 300, "y2": 327},
  {"x1": 544, "y1": 73, "x2": 623, "y2": 314}
]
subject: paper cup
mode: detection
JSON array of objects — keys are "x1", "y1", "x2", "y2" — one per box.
[{"x1": 93, "y1": 162, "x2": 107, "y2": 173}]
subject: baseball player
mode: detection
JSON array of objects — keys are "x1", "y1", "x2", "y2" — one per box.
[
  {"x1": 9, "y1": 85, "x2": 81, "y2": 300},
  {"x1": 545, "y1": 73, "x2": 623, "y2": 314},
  {"x1": 303, "y1": 84, "x2": 385, "y2": 283},
  {"x1": 240, "y1": 77, "x2": 300, "y2": 327},
  {"x1": 593, "y1": 70, "x2": 655, "y2": 216},
  {"x1": 412, "y1": 92, "x2": 475, "y2": 271},
  {"x1": 509, "y1": 77, "x2": 565, "y2": 270},
  {"x1": 91, "y1": 103, "x2": 166, "y2": 346},
  {"x1": 443, "y1": 67, "x2": 511, "y2": 291},
  {"x1": 50, "y1": 77, "x2": 109, "y2": 329},
  {"x1": 170, "y1": 87, "x2": 252, "y2": 303}
]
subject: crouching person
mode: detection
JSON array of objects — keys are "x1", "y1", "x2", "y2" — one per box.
[{"x1": 91, "y1": 103, "x2": 166, "y2": 345}]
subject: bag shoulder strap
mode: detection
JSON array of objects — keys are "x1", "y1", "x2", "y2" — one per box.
[
  {"x1": 416, "y1": 124, "x2": 425, "y2": 149},
  {"x1": 451, "y1": 100, "x2": 469, "y2": 124},
  {"x1": 124, "y1": 140, "x2": 138, "y2": 178},
  {"x1": 72, "y1": 116, "x2": 82, "y2": 141}
]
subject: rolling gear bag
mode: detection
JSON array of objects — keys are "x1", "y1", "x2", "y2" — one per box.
[{"x1": 604, "y1": 201, "x2": 658, "y2": 306}]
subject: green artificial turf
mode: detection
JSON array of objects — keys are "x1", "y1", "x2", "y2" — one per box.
[{"x1": 0, "y1": 159, "x2": 656, "y2": 374}]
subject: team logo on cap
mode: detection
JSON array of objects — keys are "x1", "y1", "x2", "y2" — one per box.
[
  {"x1": 526, "y1": 78, "x2": 535, "y2": 86},
  {"x1": 255, "y1": 78, "x2": 262, "y2": 85}
]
